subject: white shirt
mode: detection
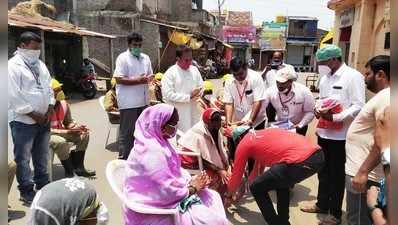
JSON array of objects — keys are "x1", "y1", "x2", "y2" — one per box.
[
  {"x1": 113, "y1": 50, "x2": 153, "y2": 109},
  {"x1": 345, "y1": 88, "x2": 389, "y2": 182},
  {"x1": 264, "y1": 82, "x2": 315, "y2": 128},
  {"x1": 223, "y1": 69, "x2": 266, "y2": 122},
  {"x1": 317, "y1": 63, "x2": 365, "y2": 140},
  {"x1": 8, "y1": 54, "x2": 55, "y2": 124},
  {"x1": 161, "y1": 64, "x2": 203, "y2": 132},
  {"x1": 262, "y1": 63, "x2": 296, "y2": 89}
]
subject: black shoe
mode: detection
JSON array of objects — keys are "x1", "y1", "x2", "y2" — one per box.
[
  {"x1": 70, "y1": 151, "x2": 96, "y2": 177},
  {"x1": 74, "y1": 168, "x2": 96, "y2": 177},
  {"x1": 19, "y1": 189, "x2": 36, "y2": 204},
  {"x1": 61, "y1": 158, "x2": 75, "y2": 178}
]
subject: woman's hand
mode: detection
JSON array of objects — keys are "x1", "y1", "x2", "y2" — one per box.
[
  {"x1": 367, "y1": 186, "x2": 379, "y2": 208},
  {"x1": 189, "y1": 172, "x2": 211, "y2": 192},
  {"x1": 218, "y1": 169, "x2": 231, "y2": 184}
]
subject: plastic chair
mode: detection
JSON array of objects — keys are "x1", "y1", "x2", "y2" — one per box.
[
  {"x1": 98, "y1": 96, "x2": 120, "y2": 148},
  {"x1": 105, "y1": 160, "x2": 180, "y2": 224},
  {"x1": 173, "y1": 129, "x2": 204, "y2": 175}
]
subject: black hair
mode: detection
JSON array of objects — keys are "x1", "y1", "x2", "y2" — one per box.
[
  {"x1": 203, "y1": 89, "x2": 213, "y2": 95},
  {"x1": 272, "y1": 51, "x2": 284, "y2": 59},
  {"x1": 127, "y1": 32, "x2": 143, "y2": 44},
  {"x1": 19, "y1": 31, "x2": 42, "y2": 46},
  {"x1": 230, "y1": 57, "x2": 247, "y2": 72},
  {"x1": 365, "y1": 55, "x2": 390, "y2": 81},
  {"x1": 228, "y1": 128, "x2": 251, "y2": 160},
  {"x1": 176, "y1": 45, "x2": 192, "y2": 58}
]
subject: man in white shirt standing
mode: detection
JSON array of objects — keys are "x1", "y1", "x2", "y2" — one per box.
[
  {"x1": 344, "y1": 55, "x2": 390, "y2": 225},
  {"x1": 263, "y1": 67, "x2": 315, "y2": 135},
  {"x1": 224, "y1": 57, "x2": 266, "y2": 129},
  {"x1": 261, "y1": 51, "x2": 296, "y2": 123},
  {"x1": 162, "y1": 45, "x2": 203, "y2": 132},
  {"x1": 113, "y1": 32, "x2": 154, "y2": 160},
  {"x1": 8, "y1": 31, "x2": 55, "y2": 204},
  {"x1": 301, "y1": 44, "x2": 365, "y2": 225}
]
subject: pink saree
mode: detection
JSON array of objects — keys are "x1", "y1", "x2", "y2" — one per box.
[{"x1": 123, "y1": 104, "x2": 228, "y2": 225}]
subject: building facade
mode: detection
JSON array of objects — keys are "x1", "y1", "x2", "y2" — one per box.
[
  {"x1": 328, "y1": 0, "x2": 390, "y2": 73},
  {"x1": 285, "y1": 16, "x2": 319, "y2": 72}
]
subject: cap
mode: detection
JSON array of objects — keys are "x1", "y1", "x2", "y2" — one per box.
[
  {"x1": 315, "y1": 44, "x2": 342, "y2": 62},
  {"x1": 111, "y1": 78, "x2": 116, "y2": 87},
  {"x1": 232, "y1": 125, "x2": 251, "y2": 142},
  {"x1": 51, "y1": 79, "x2": 63, "y2": 90},
  {"x1": 275, "y1": 67, "x2": 296, "y2": 83},
  {"x1": 222, "y1": 74, "x2": 233, "y2": 82},
  {"x1": 155, "y1": 72, "x2": 163, "y2": 81},
  {"x1": 203, "y1": 81, "x2": 214, "y2": 91}
]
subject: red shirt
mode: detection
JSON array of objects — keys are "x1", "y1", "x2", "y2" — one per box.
[{"x1": 227, "y1": 128, "x2": 320, "y2": 193}]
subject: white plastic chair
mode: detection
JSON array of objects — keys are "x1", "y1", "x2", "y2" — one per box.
[
  {"x1": 105, "y1": 160, "x2": 180, "y2": 224},
  {"x1": 173, "y1": 129, "x2": 204, "y2": 175},
  {"x1": 98, "y1": 96, "x2": 120, "y2": 148}
]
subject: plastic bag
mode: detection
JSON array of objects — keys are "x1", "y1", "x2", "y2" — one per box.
[{"x1": 316, "y1": 98, "x2": 343, "y2": 130}]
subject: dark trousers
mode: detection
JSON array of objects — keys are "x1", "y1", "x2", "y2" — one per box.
[
  {"x1": 250, "y1": 150, "x2": 325, "y2": 225},
  {"x1": 266, "y1": 104, "x2": 276, "y2": 122},
  {"x1": 10, "y1": 121, "x2": 50, "y2": 193},
  {"x1": 118, "y1": 106, "x2": 146, "y2": 160},
  {"x1": 316, "y1": 137, "x2": 346, "y2": 219},
  {"x1": 296, "y1": 125, "x2": 308, "y2": 136}
]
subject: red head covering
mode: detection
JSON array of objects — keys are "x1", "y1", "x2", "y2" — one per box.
[{"x1": 202, "y1": 108, "x2": 219, "y2": 125}]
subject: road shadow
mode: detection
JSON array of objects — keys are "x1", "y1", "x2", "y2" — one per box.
[
  {"x1": 8, "y1": 209, "x2": 26, "y2": 221},
  {"x1": 289, "y1": 183, "x2": 317, "y2": 206},
  {"x1": 227, "y1": 205, "x2": 264, "y2": 225},
  {"x1": 226, "y1": 194, "x2": 265, "y2": 224}
]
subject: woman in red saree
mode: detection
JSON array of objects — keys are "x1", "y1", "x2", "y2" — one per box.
[{"x1": 178, "y1": 108, "x2": 231, "y2": 198}]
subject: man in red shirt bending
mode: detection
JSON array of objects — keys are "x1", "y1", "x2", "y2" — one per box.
[{"x1": 225, "y1": 126, "x2": 324, "y2": 225}]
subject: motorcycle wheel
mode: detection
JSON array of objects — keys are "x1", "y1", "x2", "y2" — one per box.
[{"x1": 82, "y1": 82, "x2": 97, "y2": 99}]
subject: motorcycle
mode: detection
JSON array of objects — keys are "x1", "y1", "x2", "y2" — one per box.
[{"x1": 62, "y1": 73, "x2": 97, "y2": 99}]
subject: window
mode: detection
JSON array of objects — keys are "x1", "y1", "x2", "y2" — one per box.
[{"x1": 384, "y1": 32, "x2": 390, "y2": 49}]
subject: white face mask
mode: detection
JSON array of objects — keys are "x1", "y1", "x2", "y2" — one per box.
[
  {"x1": 17, "y1": 47, "x2": 41, "y2": 65},
  {"x1": 96, "y1": 202, "x2": 109, "y2": 225},
  {"x1": 318, "y1": 65, "x2": 331, "y2": 76},
  {"x1": 204, "y1": 94, "x2": 212, "y2": 101}
]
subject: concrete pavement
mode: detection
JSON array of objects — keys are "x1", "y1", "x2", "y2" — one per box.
[{"x1": 8, "y1": 74, "x2": 349, "y2": 225}]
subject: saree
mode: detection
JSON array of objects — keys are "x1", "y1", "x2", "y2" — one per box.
[{"x1": 123, "y1": 104, "x2": 228, "y2": 225}]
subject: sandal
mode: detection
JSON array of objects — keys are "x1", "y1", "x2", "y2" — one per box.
[
  {"x1": 318, "y1": 215, "x2": 341, "y2": 225},
  {"x1": 300, "y1": 204, "x2": 328, "y2": 214}
]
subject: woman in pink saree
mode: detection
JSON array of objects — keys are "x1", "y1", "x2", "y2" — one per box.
[{"x1": 123, "y1": 103, "x2": 229, "y2": 225}]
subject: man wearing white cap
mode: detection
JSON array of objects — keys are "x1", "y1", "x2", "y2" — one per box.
[{"x1": 262, "y1": 67, "x2": 315, "y2": 135}]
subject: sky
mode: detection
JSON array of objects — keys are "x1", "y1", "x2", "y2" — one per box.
[{"x1": 203, "y1": 0, "x2": 335, "y2": 30}]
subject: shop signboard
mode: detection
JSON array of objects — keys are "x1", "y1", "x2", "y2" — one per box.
[
  {"x1": 260, "y1": 22, "x2": 287, "y2": 50},
  {"x1": 222, "y1": 26, "x2": 256, "y2": 43}
]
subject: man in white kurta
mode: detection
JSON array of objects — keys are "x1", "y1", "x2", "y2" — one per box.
[{"x1": 162, "y1": 45, "x2": 204, "y2": 132}]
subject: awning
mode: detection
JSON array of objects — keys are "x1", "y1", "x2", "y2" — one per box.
[
  {"x1": 140, "y1": 18, "x2": 189, "y2": 31},
  {"x1": 8, "y1": 13, "x2": 116, "y2": 39},
  {"x1": 320, "y1": 30, "x2": 334, "y2": 48}
]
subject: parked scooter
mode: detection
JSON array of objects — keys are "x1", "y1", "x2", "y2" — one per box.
[{"x1": 62, "y1": 72, "x2": 97, "y2": 99}]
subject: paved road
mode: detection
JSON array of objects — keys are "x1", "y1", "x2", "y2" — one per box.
[{"x1": 8, "y1": 73, "x2": 349, "y2": 225}]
